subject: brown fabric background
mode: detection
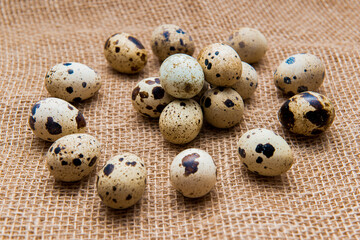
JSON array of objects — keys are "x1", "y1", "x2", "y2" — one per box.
[{"x1": 1, "y1": 0, "x2": 359, "y2": 239}]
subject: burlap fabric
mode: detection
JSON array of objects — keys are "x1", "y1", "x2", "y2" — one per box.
[{"x1": 1, "y1": 0, "x2": 359, "y2": 239}]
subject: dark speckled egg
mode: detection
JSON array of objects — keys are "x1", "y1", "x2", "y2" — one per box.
[{"x1": 278, "y1": 91, "x2": 335, "y2": 136}]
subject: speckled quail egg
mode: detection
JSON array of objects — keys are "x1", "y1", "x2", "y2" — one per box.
[
  {"x1": 151, "y1": 24, "x2": 195, "y2": 61},
  {"x1": 131, "y1": 77, "x2": 175, "y2": 118},
  {"x1": 197, "y1": 43, "x2": 242, "y2": 87},
  {"x1": 278, "y1": 91, "x2": 335, "y2": 136},
  {"x1": 104, "y1": 33, "x2": 148, "y2": 74},
  {"x1": 160, "y1": 54, "x2": 204, "y2": 99},
  {"x1": 227, "y1": 28, "x2": 268, "y2": 63},
  {"x1": 170, "y1": 148, "x2": 217, "y2": 198},
  {"x1": 237, "y1": 128, "x2": 293, "y2": 176},
  {"x1": 231, "y1": 61, "x2": 258, "y2": 99},
  {"x1": 28, "y1": 98, "x2": 86, "y2": 142},
  {"x1": 274, "y1": 53, "x2": 325, "y2": 95},
  {"x1": 45, "y1": 62, "x2": 101, "y2": 102},
  {"x1": 200, "y1": 87, "x2": 244, "y2": 128},
  {"x1": 96, "y1": 153, "x2": 147, "y2": 209},
  {"x1": 46, "y1": 134, "x2": 101, "y2": 182},
  {"x1": 159, "y1": 99, "x2": 203, "y2": 144}
]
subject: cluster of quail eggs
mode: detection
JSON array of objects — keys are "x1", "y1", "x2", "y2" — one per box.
[{"x1": 27, "y1": 23, "x2": 336, "y2": 209}]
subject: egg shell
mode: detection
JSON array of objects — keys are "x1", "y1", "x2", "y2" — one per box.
[
  {"x1": 159, "y1": 99, "x2": 203, "y2": 144},
  {"x1": 131, "y1": 77, "x2": 175, "y2": 118},
  {"x1": 237, "y1": 128, "x2": 294, "y2": 176},
  {"x1": 274, "y1": 53, "x2": 325, "y2": 95},
  {"x1": 231, "y1": 62, "x2": 258, "y2": 99},
  {"x1": 200, "y1": 87, "x2": 244, "y2": 128},
  {"x1": 197, "y1": 43, "x2": 242, "y2": 87},
  {"x1": 96, "y1": 153, "x2": 147, "y2": 209},
  {"x1": 278, "y1": 91, "x2": 335, "y2": 136},
  {"x1": 104, "y1": 33, "x2": 148, "y2": 74},
  {"x1": 28, "y1": 98, "x2": 86, "y2": 142},
  {"x1": 170, "y1": 148, "x2": 217, "y2": 198},
  {"x1": 160, "y1": 54, "x2": 204, "y2": 99},
  {"x1": 45, "y1": 62, "x2": 101, "y2": 102},
  {"x1": 227, "y1": 28, "x2": 268, "y2": 63},
  {"x1": 46, "y1": 134, "x2": 101, "y2": 182},
  {"x1": 151, "y1": 24, "x2": 195, "y2": 61}
]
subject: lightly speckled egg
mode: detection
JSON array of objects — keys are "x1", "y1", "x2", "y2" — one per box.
[
  {"x1": 160, "y1": 54, "x2": 204, "y2": 99},
  {"x1": 28, "y1": 98, "x2": 86, "y2": 142},
  {"x1": 45, "y1": 62, "x2": 101, "y2": 102},
  {"x1": 96, "y1": 153, "x2": 147, "y2": 209},
  {"x1": 274, "y1": 53, "x2": 325, "y2": 95},
  {"x1": 200, "y1": 87, "x2": 244, "y2": 128},
  {"x1": 159, "y1": 99, "x2": 203, "y2": 144},
  {"x1": 151, "y1": 24, "x2": 195, "y2": 61},
  {"x1": 197, "y1": 43, "x2": 242, "y2": 87},
  {"x1": 46, "y1": 134, "x2": 101, "y2": 182},
  {"x1": 230, "y1": 61, "x2": 258, "y2": 99},
  {"x1": 170, "y1": 148, "x2": 216, "y2": 198},
  {"x1": 278, "y1": 91, "x2": 335, "y2": 136},
  {"x1": 104, "y1": 33, "x2": 148, "y2": 74},
  {"x1": 237, "y1": 128, "x2": 294, "y2": 176},
  {"x1": 227, "y1": 28, "x2": 268, "y2": 63},
  {"x1": 131, "y1": 77, "x2": 175, "y2": 118}
]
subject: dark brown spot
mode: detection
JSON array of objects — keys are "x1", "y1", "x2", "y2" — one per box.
[
  {"x1": 112, "y1": 199, "x2": 117, "y2": 203},
  {"x1": 297, "y1": 86, "x2": 308, "y2": 93},
  {"x1": 89, "y1": 156, "x2": 97, "y2": 167},
  {"x1": 127, "y1": 36, "x2": 145, "y2": 49},
  {"x1": 126, "y1": 161, "x2": 137, "y2": 167},
  {"x1": 61, "y1": 161, "x2": 68, "y2": 165},
  {"x1": 279, "y1": 100, "x2": 295, "y2": 129},
  {"x1": 204, "y1": 97, "x2": 211, "y2": 108},
  {"x1": 156, "y1": 104, "x2": 167, "y2": 113},
  {"x1": 115, "y1": 47, "x2": 120, "y2": 53},
  {"x1": 103, "y1": 164, "x2": 114, "y2": 176},
  {"x1": 255, "y1": 143, "x2": 275, "y2": 158},
  {"x1": 45, "y1": 117, "x2": 62, "y2": 135},
  {"x1": 73, "y1": 158, "x2": 82, "y2": 166},
  {"x1": 126, "y1": 194, "x2": 132, "y2": 200},
  {"x1": 301, "y1": 92, "x2": 324, "y2": 109},
  {"x1": 152, "y1": 86, "x2": 165, "y2": 99},
  {"x1": 113, "y1": 186, "x2": 116, "y2": 191},
  {"x1": 224, "y1": 99, "x2": 234, "y2": 108},
  {"x1": 145, "y1": 80, "x2": 156, "y2": 85},
  {"x1": 180, "y1": 102, "x2": 186, "y2": 107},
  {"x1": 305, "y1": 109, "x2": 330, "y2": 127},
  {"x1": 68, "y1": 105, "x2": 74, "y2": 110},
  {"x1": 256, "y1": 157, "x2": 263, "y2": 163},
  {"x1": 132, "y1": 86, "x2": 140, "y2": 100},
  {"x1": 76, "y1": 112, "x2": 86, "y2": 129},
  {"x1": 146, "y1": 105, "x2": 153, "y2": 110},
  {"x1": 119, "y1": 157, "x2": 124, "y2": 162},
  {"x1": 29, "y1": 116, "x2": 36, "y2": 130},
  {"x1": 184, "y1": 84, "x2": 192, "y2": 93},
  {"x1": 182, "y1": 153, "x2": 200, "y2": 176},
  {"x1": 239, "y1": 41, "x2": 245, "y2": 48},
  {"x1": 238, "y1": 147, "x2": 246, "y2": 158},
  {"x1": 139, "y1": 91, "x2": 149, "y2": 98}
]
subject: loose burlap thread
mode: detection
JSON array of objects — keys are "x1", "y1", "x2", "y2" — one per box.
[{"x1": 0, "y1": 0, "x2": 359, "y2": 239}]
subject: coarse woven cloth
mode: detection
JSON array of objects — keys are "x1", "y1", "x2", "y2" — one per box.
[{"x1": 0, "y1": 0, "x2": 359, "y2": 239}]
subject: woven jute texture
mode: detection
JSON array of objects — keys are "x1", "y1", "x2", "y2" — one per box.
[{"x1": 1, "y1": 0, "x2": 359, "y2": 239}]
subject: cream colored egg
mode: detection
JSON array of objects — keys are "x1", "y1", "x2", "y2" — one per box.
[
  {"x1": 45, "y1": 62, "x2": 101, "y2": 102},
  {"x1": 278, "y1": 91, "x2": 335, "y2": 136},
  {"x1": 104, "y1": 33, "x2": 148, "y2": 74},
  {"x1": 46, "y1": 134, "x2": 101, "y2": 182},
  {"x1": 159, "y1": 99, "x2": 203, "y2": 144},
  {"x1": 274, "y1": 53, "x2": 325, "y2": 95},
  {"x1": 160, "y1": 54, "x2": 204, "y2": 99},
  {"x1": 28, "y1": 98, "x2": 86, "y2": 142},
  {"x1": 151, "y1": 24, "x2": 195, "y2": 61},
  {"x1": 227, "y1": 28, "x2": 268, "y2": 63},
  {"x1": 197, "y1": 43, "x2": 242, "y2": 87},
  {"x1": 231, "y1": 62, "x2": 258, "y2": 99},
  {"x1": 131, "y1": 77, "x2": 175, "y2": 118},
  {"x1": 237, "y1": 128, "x2": 293, "y2": 176},
  {"x1": 96, "y1": 153, "x2": 147, "y2": 209},
  {"x1": 170, "y1": 148, "x2": 217, "y2": 198},
  {"x1": 200, "y1": 87, "x2": 244, "y2": 128}
]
